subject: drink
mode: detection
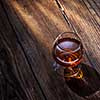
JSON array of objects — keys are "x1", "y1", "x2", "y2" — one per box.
[
  {"x1": 52, "y1": 32, "x2": 100, "y2": 99},
  {"x1": 52, "y1": 38, "x2": 83, "y2": 67}
]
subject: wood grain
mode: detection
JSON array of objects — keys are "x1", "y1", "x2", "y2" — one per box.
[
  {"x1": 0, "y1": 0, "x2": 46, "y2": 100},
  {"x1": 0, "y1": 0, "x2": 100, "y2": 100},
  {"x1": 0, "y1": 0, "x2": 84, "y2": 100},
  {"x1": 61, "y1": 0, "x2": 100, "y2": 73},
  {"x1": 83, "y1": 0, "x2": 100, "y2": 25}
]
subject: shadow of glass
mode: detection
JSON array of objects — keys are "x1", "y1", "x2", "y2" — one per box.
[{"x1": 66, "y1": 63, "x2": 100, "y2": 98}]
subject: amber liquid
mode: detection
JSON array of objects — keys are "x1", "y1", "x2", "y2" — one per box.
[
  {"x1": 53, "y1": 38, "x2": 83, "y2": 67},
  {"x1": 53, "y1": 38, "x2": 100, "y2": 98}
]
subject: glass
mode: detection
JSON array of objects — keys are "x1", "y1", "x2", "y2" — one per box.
[
  {"x1": 52, "y1": 32, "x2": 83, "y2": 79},
  {"x1": 52, "y1": 32, "x2": 100, "y2": 98}
]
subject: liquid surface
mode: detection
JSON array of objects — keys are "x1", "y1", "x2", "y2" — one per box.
[
  {"x1": 58, "y1": 39, "x2": 79, "y2": 51},
  {"x1": 53, "y1": 38, "x2": 83, "y2": 67}
]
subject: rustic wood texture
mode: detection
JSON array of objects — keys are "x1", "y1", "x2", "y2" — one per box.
[
  {"x1": 0, "y1": 0, "x2": 100, "y2": 100},
  {"x1": 61, "y1": 0, "x2": 100, "y2": 72}
]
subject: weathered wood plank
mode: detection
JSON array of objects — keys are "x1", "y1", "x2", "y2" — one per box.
[
  {"x1": 61, "y1": 0, "x2": 100, "y2": 73},
  {"x1": 0, "y1": 0, "x2": 100, "y2": 100},
  {"x1": 0, "y1": 0, "x2": 85, "y2": 100},
  {"x1": 0, "y1": 75, "x2": 7, "y2": 100},
  {"x1": 58, "y1": 0, "x2": 100, "y2": 100},
  {"x1": 0, "y1": 1, "x2": 46, "y2": 100},
  {"x1": 87, "y1": 0, "x2": 100, "y2": 17},
  {"x1": 83, "y1": 0, "x2": 100, "y2": 25}
]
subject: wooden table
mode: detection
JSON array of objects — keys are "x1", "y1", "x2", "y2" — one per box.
[{"x1": 0, "y1": 0, "x2": 100, "y2": 100}]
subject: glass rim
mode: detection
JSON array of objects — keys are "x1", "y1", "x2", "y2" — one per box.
[{"x1": 53, "y1": 31, "x2": 82, "y2": 54}]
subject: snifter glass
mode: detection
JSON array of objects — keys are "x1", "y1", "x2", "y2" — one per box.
[
  {"x1": 52, "y1": 32, "x2": 100, "y2": 98},
  {"x1": 52, "y1": 32, "x2": 83, "y2": 80}
]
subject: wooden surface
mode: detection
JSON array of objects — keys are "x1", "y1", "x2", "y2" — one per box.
[{"x1": 0, "y1": 0, "x2": 100, "y2": 100}]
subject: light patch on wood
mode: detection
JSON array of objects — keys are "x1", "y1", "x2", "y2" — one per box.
[
  {"x1": 9, "y1": 1, "x2": 53, "y2": 49},
  {"x1": 35, "y1": 2, "x2": 68, "y2": 32}
]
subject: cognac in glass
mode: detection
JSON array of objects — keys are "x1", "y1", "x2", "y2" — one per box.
[{"x1": 52, "y1": 32, "x2": 100, "y2": 98}]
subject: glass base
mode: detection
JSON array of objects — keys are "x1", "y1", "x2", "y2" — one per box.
[
  {"x1": 64, "y1": 67, "x2": 83, "y2": 80},
  {"x1": 53, "y1": 62, "x2": 83, "y2": 79}
]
